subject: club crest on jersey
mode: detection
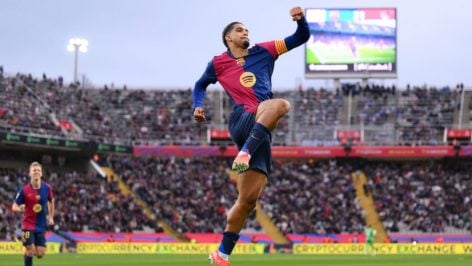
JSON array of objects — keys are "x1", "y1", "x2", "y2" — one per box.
[
  {"x1": 239, "y1": 72, "x2": 256, "y2": 88},
  {"x1": 236, "y1": 58, "x2": 245, "y2": 66},
  {"x1": 33, "y1": 204, "x2": 42, "y2": 213}
]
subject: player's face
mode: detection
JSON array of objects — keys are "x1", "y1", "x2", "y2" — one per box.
[
  {"x1": 229, "y1": 24, "x2": 250, "y2": 49},
  {"x1": 29, "y1": 165, "x2": 42, "y2": 183}
]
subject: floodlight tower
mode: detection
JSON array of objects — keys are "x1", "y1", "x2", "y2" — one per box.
[{"x1": 67, "y1": 38, "x2": 89, "y2": 83}]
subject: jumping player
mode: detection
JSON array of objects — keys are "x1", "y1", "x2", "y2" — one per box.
[
  {"x1": 12, "y1": 162, "x2": 55, "y2": 266},
  {"x1": 193, "y1": 7, "x2": 310, "y2": 266}
]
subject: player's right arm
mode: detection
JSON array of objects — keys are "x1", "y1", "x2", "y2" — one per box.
[
  {"x1": 11, "y1": 203, "x2": 25, "y2": 212},
  {"x1": 193, "y1": 61, "x2": 217, "y2": 122},
  {"x1": 12, "y1": 189, "x2": 25, "y2": 213}
]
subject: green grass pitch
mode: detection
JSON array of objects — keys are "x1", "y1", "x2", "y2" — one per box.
[
  {"x1": 306, "y1": 47, "x2": 395, "y2": 64},
  {"x1": 1, "y1": 254, "x2": 471, "y2": 266}
]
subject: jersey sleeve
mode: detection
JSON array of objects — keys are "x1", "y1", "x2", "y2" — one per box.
[
  {"x1": 192, "y1": 61, "x2": 217, "y2": 109},
  {"x1": 14, "y1": 188, "x2": 25, "y2": 205},
  {"x1": 257, "y1": 17, "x2": 310, "y2": 58}
]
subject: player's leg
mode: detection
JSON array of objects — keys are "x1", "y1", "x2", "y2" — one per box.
[
  {"x1": 35, "y1": 246, "x2": 46, "y2": 258},
  {"x1": 226, "y1": 170, "x2": 267, "y2": 232},
  {"x1": 232, "y1": 99, "x2": 290, "y2": 171},
  {"x1": 255, "y1": 98, "x2": 291, "y2": 131},
  {"x1": 22, "y1": 230, "x2": 35, "y2": 266},
  {"x1": 365, "y1": 240, "x2": 374, "y2": 255},
  {"x1": 210, "y1": 169, "x2": 267, "y2": 265},
  {"x1": 213, "y1": 107, "x2": 270, "y2": 265},
  {"x1": 24, "y1": 245, "x2": 35, "y2": 266},
  {"x1": 370, "y1": 242, "x2": 376, "y2": 256},
  {"x1": 34, "y1": 232, "x2": 47, "y2": 258}
]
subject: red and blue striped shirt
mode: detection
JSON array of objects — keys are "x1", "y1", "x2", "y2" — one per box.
[
  {"x1": 193, "y1": 17, "x2": 310, "y2": 113},
  {"x1": 15, "y1": 182, "x2": 53, "y2": 232}
]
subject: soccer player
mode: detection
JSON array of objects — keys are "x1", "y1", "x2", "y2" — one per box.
[
  {"x1": 12, "y1": 162, "x2": 54, "y2": 266},
  {"x1": 193, "y1": 6, "x2": 310, "y2": 266},
  {"x1": 364, "y1": 225, "x2": 376, "y2": 256}
]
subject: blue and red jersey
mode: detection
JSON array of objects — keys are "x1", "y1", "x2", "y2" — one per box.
[
  {"x1": 14, "y1": 182, "x2": 53, "y2": 232},
  {"x1": 193, "y1": 17, "x2": 310, "y2": 113}
]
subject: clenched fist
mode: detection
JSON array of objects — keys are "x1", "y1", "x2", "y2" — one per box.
[
  {"x1": 193, "y1": 107, "x2": 206, "y2": 122},
  {"x1": 290, "y1": 6, "x2": 305, "y2": 21}
]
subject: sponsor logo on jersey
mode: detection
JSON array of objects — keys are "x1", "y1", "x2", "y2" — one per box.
[
  {"x1": 33, "y1": 204, "x2": 42, "y2": 213},
  {"x1": 239, "y1": 72, "x2": 256, "y2": 88}
]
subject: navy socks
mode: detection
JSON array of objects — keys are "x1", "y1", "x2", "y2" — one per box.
[
  {"x1": 218, "y1": 231, "x2": 240, "y2": 256},
  {"x1": 240, "y1": 123, "x2": 270, "y2": 155}
]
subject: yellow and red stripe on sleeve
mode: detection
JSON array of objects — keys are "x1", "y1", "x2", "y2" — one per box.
[{"x1": 274, "y1": 39, "x2": 288, "y2": 55}]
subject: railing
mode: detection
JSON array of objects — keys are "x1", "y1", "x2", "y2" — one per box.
[
  {"x1": 2, "y1": 122, "x2": 471, "y2": 147},
  {"x1": 0, "y1": 123, "x2": 65, "y2": 139}
]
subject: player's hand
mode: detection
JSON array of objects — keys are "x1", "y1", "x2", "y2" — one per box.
[
  {"x1": 193, "y1": 107, "x2": 206, "y2": 122},
  {"x1": 17, "y1": 204, "x2": 25, "y2": 212},
  {"x1": 48, "y1": 217, "x2": 54, "y2": 226},
  {"x1": 290, "y1": 6, "x2": 304, "y2": 21}
]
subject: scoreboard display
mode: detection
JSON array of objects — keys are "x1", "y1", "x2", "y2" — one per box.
[{"x1": 305, "y1": 8, "x2": 397, "y2": 79}]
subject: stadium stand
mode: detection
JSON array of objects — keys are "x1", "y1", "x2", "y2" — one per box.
[{"x1": 0, "y1": 69, "x2": 471, "y2": 245}]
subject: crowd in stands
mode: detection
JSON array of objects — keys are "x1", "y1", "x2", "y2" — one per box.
[
  {"x1": 34, "y1": 78, "x2": 118, "y2": 143},
  {"x1": 0, "y1": 72, "x2": 63, "y2": 136},
  {"x1": 263, "y1": 159, "x2": 364, "y2": 234},
  {"x1": 362, "y1": 159, "x2": 471, "y2": 233},
  {"x1": 355, "y1": 85, "x2": 396, "y2": 127},
  {"x1": 293, "y1": 88, "x2": 344, "y2": 146},
  {"x1": 0, "y1": 68, "x2": 468, "y2": 146},
  {"x1": 101, "y1": 156, "x2": 472, "y2": 235},
  {"x1": 395, "y1": 85, "x2": 458, "y2": 145},
  {"x1": 29, "y1": 74, "x2": 218, "y2": 145},
  {"x1": 0, "y1": 157, "x2": 471, "y2": 240},
  {"x1": 102, "y1": 156, "x2": 240, "y2": 233},
  {"x1": 100, "y1": 156, "x2": 367, "y2": 234}
]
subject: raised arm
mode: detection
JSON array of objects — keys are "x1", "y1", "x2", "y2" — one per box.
[{"x1": 284, "y1": 6, "x2": 310, "y2": 50}]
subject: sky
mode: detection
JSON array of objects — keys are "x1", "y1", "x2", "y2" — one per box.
[{"x1": 1, "y1": 0, "x2": 471, "y2": 90}]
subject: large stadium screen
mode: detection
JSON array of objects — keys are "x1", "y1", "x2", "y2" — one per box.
[{"x1": 305, "y1": 8, "x2": 397, "y2": 79}]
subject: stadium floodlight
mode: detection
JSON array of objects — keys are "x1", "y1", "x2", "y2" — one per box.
[{"x1": 67, "y1": 38, "x2": 89, "y2": 83}]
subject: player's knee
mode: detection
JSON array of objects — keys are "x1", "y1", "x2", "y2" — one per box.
[
  {"x1": 239, "y1": 196, "x2": 257, "y2": 212},
  {"x1": 36, "y1": 249, "x2": 45, "y2": 258},
  {"x1": 276, "y1": 99, "x2": 291, "y2": 115}
]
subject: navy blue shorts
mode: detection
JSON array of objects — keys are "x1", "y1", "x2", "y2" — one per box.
[
  {"x1": 228, "y1": 105, "x2": 272, "y2": 177},
  {"x1": 21, "y1": 230, "x2": 46, "y2": 247}
]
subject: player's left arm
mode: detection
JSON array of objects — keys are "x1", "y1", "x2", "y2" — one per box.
[
  {"x1": 47, "y1": 186, "x2": 55, "y2": 225},
  {"x1": 284, "y1": 7, "x2": 310, "y2": 51},
  {"x1": 258, "y1": 7, "x2": 309, "y2": 57}
]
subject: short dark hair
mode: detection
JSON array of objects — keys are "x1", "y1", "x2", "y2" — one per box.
[{"x1": 222, "y1": 21, "x2": 242, "y2": 48}]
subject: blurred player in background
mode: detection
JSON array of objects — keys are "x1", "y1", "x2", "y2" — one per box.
[
  {"x1": 193, "y1": 6, "x2": 310, "y2": 266},
  {"x1": 12, "y1": 162, "x2": 54, "y2": 266},
  {"x1": 364, "y1": 224, "x2": 377, "y2": 256}
]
